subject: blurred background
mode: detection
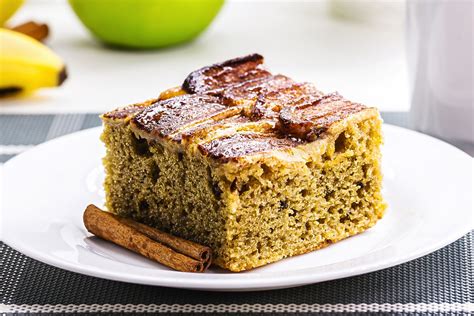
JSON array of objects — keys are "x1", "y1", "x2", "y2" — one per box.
[
  {"x1": 0, "y1": 0, "x2": 472, "y2": 153},
  {"x1": 0, "y1": 0, "x2": 408, "y2": 113}
]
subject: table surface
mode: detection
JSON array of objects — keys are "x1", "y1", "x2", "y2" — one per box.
[
  {"x1": 0, "y1": 0, "x2": 409, "y2": 114},
  {"x1": 0, "y1": 112, "x2": 472, "y2": 316},
  {"x1": 1, "y1": 2, "x2": 471, "y2": 315}
]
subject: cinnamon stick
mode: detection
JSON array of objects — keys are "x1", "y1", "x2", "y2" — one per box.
[
  {"x1": 83, "y1": 204, "x2": 207, "y2": 272},
  {"x1": 118, "y1": 217, "x2": 212, "y2": 262},
  {"x1": 11, "y1": 21, "x2": 49, "y2": 42}
]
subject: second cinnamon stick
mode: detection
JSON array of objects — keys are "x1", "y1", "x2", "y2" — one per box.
[{"x1": 84, "y1": 204, "x2": 204, "y2": 272}]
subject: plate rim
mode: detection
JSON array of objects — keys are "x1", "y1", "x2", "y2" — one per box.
[{"x1": 1, "y1": 124, "x2": 472, "y2": 291}]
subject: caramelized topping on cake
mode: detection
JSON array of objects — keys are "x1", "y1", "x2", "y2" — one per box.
[
  {"x1": 131, "y1": 95, "x2": 229, "y2": 138},
  {"x1": 159, "y1": 86, "x2": 186, "y2": 100},
  {"x1": 182, "y1": 54, "x2": 271, "y2": 94},
  {"x1": 276, "y1": 93, "x2": 366, "y2": 141},
  {"x1": 102, "y1": 98, "x2": 160, "y2": 121},
  {"x1": 198, "y1": 133, "x2": 302, "y2": 162},
  {"x1": 219, "y1": 75, "x2": 294, "y2": 106},
  {"x1": 178, "y1": 115, "x2": 252, "y2": 142},
  {"x1": 244, "y1": 81, "x2": 324, "y2": 120},
  {"x1": 108, "y1": 54, "x2": 370, "y2": 161}
]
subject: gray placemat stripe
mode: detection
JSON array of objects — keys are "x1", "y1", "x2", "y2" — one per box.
[
  {"x1": 81, "y1": 114, "x2": 102, "y2": 130},
  {"x1": 46, "y1": 114, "x2": 86, "y2": 141},
  {"x1": 1, "y1": 233, "x2": 472, "y2": 305},
  {"x1": 0, "y1": 244, "x2": 27, "y2": 305},
  {"x1": 0, "y1": 115, "x2": 54, "y2": 146},
  {"x1": 0, "y1": 303, "x2": 472, "y2": 314}
]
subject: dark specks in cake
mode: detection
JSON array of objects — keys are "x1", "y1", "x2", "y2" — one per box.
[
  {"x1": 238, "y1": 183, "x2": 250, "y2": 194},
  {"x1": 206, "y1": 166, "x2": 212, "y2": 180},
  {"x1": 279, "y1": 200, "x2": 288, "y2": 210},
  {"x1": 351, "y1": 202, "x2": 361, "y2": 210},
  {"x1": 261, "y1": 164, "x2": 272, "y2": 178},
  {"x1": 138, "y1": 200, "x2": 149, "y2": 213},
  {"x1": 177, "y1": 151, "x2": 184, "y2": 161},
  {"x1": 212, "y1": 183, "x2": 222, "y2": 200},
  {"x1": 153, "y1": 142, "x2": 164, "y2": 155},
  {"x1": 150, "y1": 161, "x2": 160, "y2": 183},
  {"x1": 335, "y1": 132, "x2": 349, "y2": 153},
  {"x1": 357, "y1": 182, "x2": 366, "y2": 198},
  {"x1": 339, "y1": 215, "x2": 350, "y2": 223},
  {"x1": 207, "y1": 166, "x2": 222, "y2": 200},
  {"x1": 230, "y1": 179, "x2": 237, "y2": 192},
  {"x1": 131, "y1": 134, "x2": 151, "y2": 157},
  {"x1": 363, "y1": 164, "x2": 371, "y2": 177},
  {"x1": 324, "y1": 189, "x2": 335, "y2": 200}
]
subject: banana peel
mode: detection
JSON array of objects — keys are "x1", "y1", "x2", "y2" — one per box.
[{"x1": 0, "y1": 28, "x2": 67, "y2": 96}]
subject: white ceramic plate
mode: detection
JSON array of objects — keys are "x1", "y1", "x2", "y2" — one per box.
[{"x1": 1, "y1": 124, "x2": 472, "y2": 291}]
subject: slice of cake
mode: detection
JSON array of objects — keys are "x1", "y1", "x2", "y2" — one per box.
[{"x1": 101, "y1": 54, "x2": 386, "y2": 272}]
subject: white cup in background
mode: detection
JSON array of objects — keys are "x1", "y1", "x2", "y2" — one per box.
[{"x1": 407, "y1": 0, "x2": 473, "y2": 153}]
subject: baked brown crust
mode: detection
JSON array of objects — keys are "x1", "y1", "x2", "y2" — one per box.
[
  {"x1": 101, "y1": 98, "x2": 160, "y2": 124},
  {"x1": 198, "y1": 133, "x2": 303, "y2": 162},
  {"x1": 130, "y1": 94, "x2": 229, "y2": 139},
  {"x1": 103, "y1": 105, "x2": 146, "y2": 120},
  {"x1": 244, "y1": 81, "x2": 324, "y2": 121},
  {"x1": 182, "y1": 54, "x2": 271, "y2": 94},
  {"x1": 219, "y1": 75, "x2": 293, "y2": 106},
  {"x1": 109, "y1": 54, "x2": 370, "y2": 161},
  {"x1": 276, "y1": 92, "x2": 366, "y2": 141}
]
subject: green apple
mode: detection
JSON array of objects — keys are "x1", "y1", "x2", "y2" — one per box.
[{"x1": 68, "y1": 0, "x2": 224, "y2": 49}]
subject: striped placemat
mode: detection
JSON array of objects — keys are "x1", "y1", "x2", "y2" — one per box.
[{"x1": 0, "y1": 112, "x2": 472, "y2": 315}]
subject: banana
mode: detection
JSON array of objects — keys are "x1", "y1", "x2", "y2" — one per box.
[
  {"x1": 0, "y1": 28, "x2": 67, "y2": 94},
  {"x1": 0, "y1": 0, "x2": 24, "y2": 26}
]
